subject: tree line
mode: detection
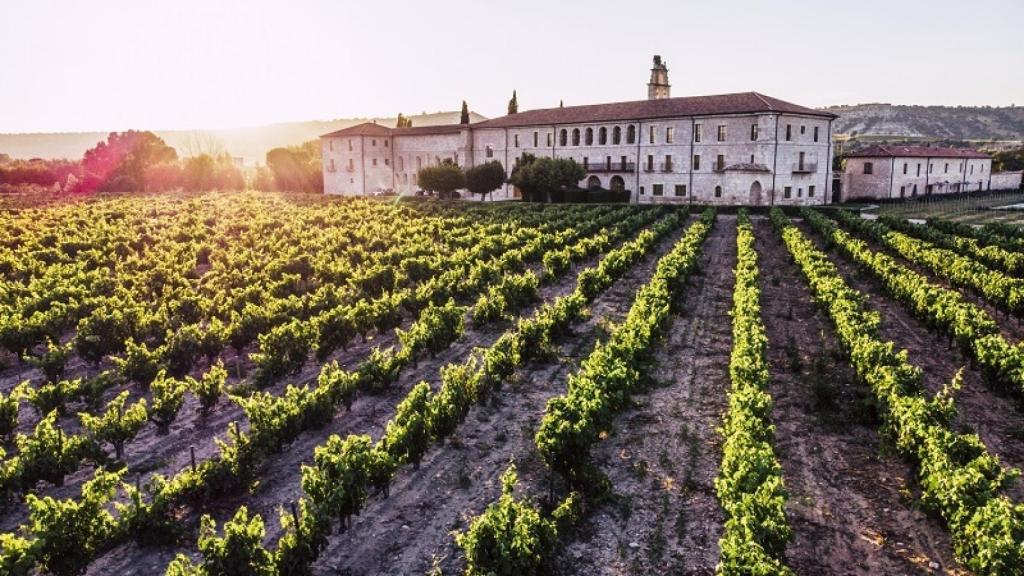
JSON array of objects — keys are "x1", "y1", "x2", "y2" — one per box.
[{"x1": 0, "y1": 131, "x2": 324, "y2": 194}]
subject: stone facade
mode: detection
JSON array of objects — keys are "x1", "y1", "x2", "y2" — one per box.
[
  {"x1": 990, "y1": 170, "x2": 1024, "y2": 191},
  {"x1": 839, "y1": 145, "x2": 1010, "y2": 201}
]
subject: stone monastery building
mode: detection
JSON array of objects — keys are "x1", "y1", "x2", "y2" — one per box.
[{"x1": 321, "y1": 56, "x2": 836, "y2": 205}]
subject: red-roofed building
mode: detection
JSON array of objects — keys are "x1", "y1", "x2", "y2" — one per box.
[
  {"x1": 839, "y1": 144, "x2": 1020, "y2": 201},
  {"x1": 322, "y1": 56, "x2": 836, "y2": 204}
]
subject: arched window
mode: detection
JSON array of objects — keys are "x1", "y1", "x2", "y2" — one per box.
[
  {"x1": 572, "y1": 128, "x2": 581, "y2": 146},
  {"x1": 585, "y1": 128, "x2": 594, "y2": 145},
  {"x1": 714, "y1": 185, "x2": 723, "y2": 198},
  {"x1": 610, "y1": 175, "x2": 625, "y2": 191},
  {"x1": 598, "y1": 127, "x2": 607, "y2": 145},
  {"x1": 586, "y1": 175, "x2": 601, "y2": 189},
  {"x1": 559, "y1": 129, "x2": 567, "y2": 147},
  {"x1": 626, "y1": 125, "x2": 636, "y2": 144},
  {"x1": 612, "y1": 126, "x2": 621, "y2": 145}
]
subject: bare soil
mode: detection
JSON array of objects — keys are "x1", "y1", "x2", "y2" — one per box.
[
  {"x1": 799, "y1": 221, "x2": 1024, "y2": 503},
  {"x1": 549, "y1": 215, "x2": 736, "y2": 576},
  {"x1": 305, "y1": 225, "x2": 689, "y2": 576},
  {"x1": 756, "y1": 219, "x2": 960, "y2": 575},
  {"x1": 83, "y1": 223, "x2": 688, "y2": 576}
]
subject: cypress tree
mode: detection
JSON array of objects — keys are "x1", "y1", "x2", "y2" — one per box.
[
  {"x1": 460, "y1": 101, "x2": 470, "y2": 124},
  {"x1": 507, "y1": 90, "x2": 518, "y2": 115}
]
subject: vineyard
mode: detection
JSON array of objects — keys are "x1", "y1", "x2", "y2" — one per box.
[{"x1": 2, "y1": 191, "x2": 1024, "y2": 575}]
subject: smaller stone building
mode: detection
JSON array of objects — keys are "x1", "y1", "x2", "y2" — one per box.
[{"x1": 840, "y1": 145, "x2": 1022, "y2": 201}]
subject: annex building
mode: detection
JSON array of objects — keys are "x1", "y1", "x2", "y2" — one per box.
[
  {"x1": 321, "y1": 56, "x2": 836, "y2": 205},
  {"x1": 840, "y1": 144, "x2": 1023, "y2": 201}
]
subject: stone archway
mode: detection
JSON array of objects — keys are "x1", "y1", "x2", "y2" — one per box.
[
  {"x1": 586, "y1": 175, "x2": 602, "y2": 190},
  {"x1": 609, "y1": 175, "x2": 625, "y2": 191},
  {"x1": 749, "y1": 181, "x2": 763, "y2": 205}
]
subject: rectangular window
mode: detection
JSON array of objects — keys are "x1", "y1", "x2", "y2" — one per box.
[
  {"x1": 929, "y1": 163, "x2": 933, "y2": 173},
  {"x1": 621, "y1": 155, "x2": 627, "y2": 168},
  {"x1": 583, "y1": 157, "x2": 588, "y2": 169},
  {"x1": 809, "y1": 185, "x2": 816, "y2": 197},
  {"x1": 384, "y1": 139, "x2": 389, "y2": 147},
  {"x1": 694, "y1": 123, "x2": 702, "y2": 143},
  {"x1": 514, "y1": 134, "x2": 519, "y2": 148},
  {"x1": 693, "y1": 154, "x2": 700, "y2": 170},
  {"x1": 786, "y1": 125, "x2": 792, "y2": 141},
  {"x1": 784, "y1": 186, "x2": 792, "y2": 199},
  {"x1": 486, "y1": 145, "x2": 493, "y2": 159},
  {"x1": 348, "y1": 158, "x2": 354, "y2": 170},
  {"x1": 649, "y1": 126, "x2": 655, "y2": 144},
  {"x1": 666, "y1": 127, "x2": 674, "y2": 144},
  {"x1": 640, "y1": 186, "x2": 645, "y2": 195},
  {"x1": 716, "y1": 154, "x2": 724, "y2": 171},
  {"x1": 653, "y1": 184, "x2": 664, "y2": 196},
  {"x1": 372, "y1": 139, "x2": 376, "y2": 147},
  {"x1": 864, "y1": 162, "x2": 873, "y2": 175},
  {"x1": 533, "y1": 132, "x2": 538, "y2": 147},
  {"x1": 750, "y1": 154, "x2": 755, "y2": 164},
  {"x1": 798, "y1": 187, "x2": 803, "y2": 197},
  {"x1": 372, "y1": 158, "x2": 377, "y2": 166},
  {"x1": 348, "y1": 139, "x2": 353, "y2": 151},
  {"x1": 384, "y1": 158, "x2": 389, "y2": 166},
  {"x1": 675, "y1": 184, "x2": 686, "y2": 197},
  {"x1": 717, "y1": 125, "x2": 726, "y2": 142},
  {"x1": 417, "y1": 157, "x2": 422, "y2": 169},
  {"x1": 971, "y1": 164, "x2": 974, "y2": 175},
  {"x1": 813, "y1": 126, "x2": 820, "y2": 142},
  {"x1": 750, "y1": 124, "x2": 758, "y2": 141},
  {"x1": 917, "y1": 163, "x2": 921, "y2": 176},
  {"x1": 944, "y1": 163, "x2": 949, "y2": 173},
  {"x1": 329, "y1": 140, "x2": 334, "y2": 151},
  {"x1": 664, "y1": 154, "x2": 673, "y2": 171},
  {"x1": 547, "y1": 133, "x2": 553, "y2": 146},
  {"x1": 647, "y1": 155, "x2": 654, "y2": 171},
  {"x1": 800, "y1": 126, "x2": 806, "y2": 135},
  {"x1": 328, "y1": 159, "x2": 335, "y2": 172},
  {"x1": 903, "y1": 163, "x2": 908, "y2": 175}
]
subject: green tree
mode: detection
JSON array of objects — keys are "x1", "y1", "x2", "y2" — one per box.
[
  {"x1": 507, "y1": 90, "x2": 518, "y2": 115},
  {"x1": 464, "y1": 161, "x2": 506, "y2": 201},
  {"x1": 417, "y1": 161, "x2": 465, "y2": 199},
  {"x1": 460, "y1": 101, "x2": 470, "y2": 125},
  {"x1": 395, "y1": 113, "x2": 413, "y2": 128},
  {"x1": 509, "y1": 155, "x2": 584, "y2": 202},
  {"x1": 265, "y1": 141, "x2": 323, "y2": 193},
  {"x1": 79, "y1": 391, "x2": 147, "y2": 460},
  {"x1": 79, "y1": 131, "x2": 178, "y2": 193}
]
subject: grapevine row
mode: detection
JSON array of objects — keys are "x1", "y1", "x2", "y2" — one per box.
[
  {"x1": 164, "y1": 210, "x2": 692, "y2": 576},
  {"x1": 0, "y1": 207, "x2": 665, "y2": 575},
  {"x1": 831, "y1": 209, "x2": 1024, "y2": 317},
  {"x1": 458, "y1": 210, "x2": 715, "y2": 576},
  {"x1": 803, "y1": 208, "x2": 1024, "y2": 403},
  {"x1": 772, "y1": 208, "x2": 1024, "y2": 575},
  {"x1": 714, "y1": 211, "x2": 791, "y2": 575},
  {"x1": 876, "y1": 215, "x2": 1024, "y2": 275}
]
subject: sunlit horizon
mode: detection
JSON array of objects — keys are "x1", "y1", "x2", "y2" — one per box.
[{"x1": 2, "y1": 0, "x2": 1023, "y2": 134}]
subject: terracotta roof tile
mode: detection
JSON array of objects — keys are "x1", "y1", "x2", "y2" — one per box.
[
  {"x1": 846, "y1": 144, "x2": 989, "y2": 159},
  {"x1": 321, "y1": 122, "x2": 393, "y2": 138},
  {"x1": 471, "y1": 92, "x2": 835, "y2": 129}
]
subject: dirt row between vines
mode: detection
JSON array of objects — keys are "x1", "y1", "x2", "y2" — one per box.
[
  {"x1": 550, "y1": 213, "x2": 736, "y2": 576},
  {"x1": 758, "y1": 219, "x2": 958, "y2": 576},
  {"x1": 86, "y1": 222, "x2": 691, "y2": 575},
  {"x1": 798, "y1": 220, "x2": 1024, "y2": 503},
  {"x1": 0, "y1": 217, "x2": 637, "y2": 532}
]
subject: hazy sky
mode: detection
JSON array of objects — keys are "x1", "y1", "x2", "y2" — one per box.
[{"x1": 2, "y1": 0, "x2": 1022, "y2": 133}]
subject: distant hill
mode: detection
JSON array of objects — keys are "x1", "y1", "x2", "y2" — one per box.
[
  {"x1": 0, "y1": 110, "x2": 487, "y2": 165},
  {"x1": 825, "y1": 103, "x2": 1024, "y2": 142}
]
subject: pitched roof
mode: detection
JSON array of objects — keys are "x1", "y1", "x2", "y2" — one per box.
[
  {"x1": 846, "y1": 144, "x2": 989, "y2": 159},
  {"x1": 321, "y1": 122, "x2": 393, "y2": 138},
  {"x1": 321, "y1": 122, "x2": 466, "y2": 138},
  {"x1": 471, "y1": 92, "x2": 835, "y2": 129}
]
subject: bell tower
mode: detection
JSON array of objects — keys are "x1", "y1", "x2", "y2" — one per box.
[{"x1": 647, "y1": 55, "x2": 670, "y2": 100}]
